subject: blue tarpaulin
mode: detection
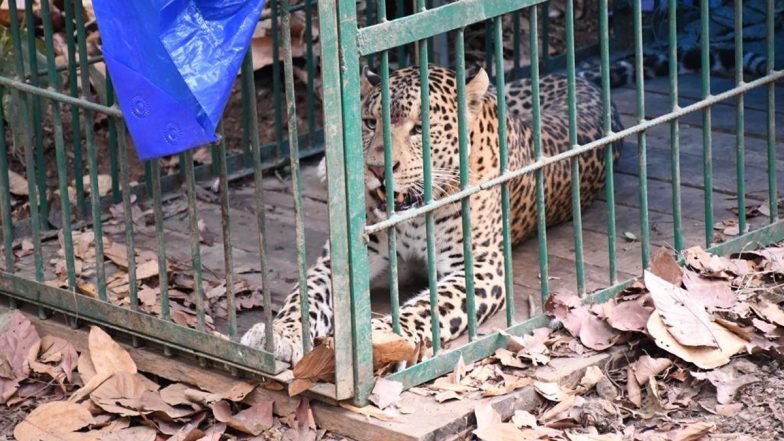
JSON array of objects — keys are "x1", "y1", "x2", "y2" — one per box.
[{"x1": 93, "y1": 0, "x2": 266, "y2": 160}]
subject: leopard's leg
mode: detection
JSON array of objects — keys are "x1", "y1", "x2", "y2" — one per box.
[
  {"x1": 371, "y1": 257, "x2": 505, "y2": 360},
  {"x1": 241, "y1": 232, "x2": 389, "y2": 364}
]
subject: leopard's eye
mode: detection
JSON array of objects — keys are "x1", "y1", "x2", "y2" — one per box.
[
  {"x1": 410, "y1": 124, "x2": 422, "y2": 136},
  {"x1": 363, "y1": 118, "x2": 377, "y2": 130}
]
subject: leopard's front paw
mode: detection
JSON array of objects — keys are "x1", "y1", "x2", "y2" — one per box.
[{"x1": 241, "y1": 322, "x2": 305, "y2": 365}]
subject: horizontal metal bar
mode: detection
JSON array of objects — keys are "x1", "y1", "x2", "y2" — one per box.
[
  {"x1": 0, "y1": 75, "x2": 123, "y2": 117},
  {"x1": 365, "y1": 70, "x2": 784, "y2": 235},
  {"x1": 386, "y1": 315, "x2": 551, "y2": 389},
  {"x1": 0, "y1": 271, "x2": 288, "y2": 374},
  {"x1": 356, "y1": 0, "x2": 546, "y2": 56},
  {"x1": 709, "y1": 219, "x2": 784, "y2": 257}
]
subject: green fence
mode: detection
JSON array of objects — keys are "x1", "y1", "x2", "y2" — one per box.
[{"x1": 0, "y1": 0, "x2": 781, "y2": 406}]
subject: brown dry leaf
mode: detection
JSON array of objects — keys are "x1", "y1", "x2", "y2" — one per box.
[
  {"x1": 82, "y1": 174, "x2": 113, "y2": 196},
  {"x1": 474, "y1": 423, "x2": 528, "y2": 441},
  {"x1": 691, "y1": 366, "x2": 759, "y2": 404},
  {"x1": 368, "y1": 378, "x2": 403, "y2": 410},
  {"x1": 651, "y1": 247, "x2": 683, "y2": 285},
  {"x1": 540, "y1": 393, "x2": 577, "y2": 422},
  {"x1": 88, "y1": 326, "x2": 137, "y2": 375},
  {"x1": 605, "y1": 296, "x2": 652, "y2": 332},
  {"x1": 39, "y1": 336, "x2": 78, "y2": 383},
  {"x1": 534, "y1": 381, "x2": 571, "y2": 402},
  {"x1": 566, "y1": 432, "x2": 622, "y2": 441},
  {"x1": 481, "y1": 375, "x2": 532, "y2": 397},
  {"x1": 647, "y1": 312, "x2": 746, "y2": 369},
  {"x1": 103, "y1": 241, "x2": 130, "y2": 269},
  {"x1": 89, "y1": 372, "x2": 158, "y2": 416},
  {"x1": 511, "y1": 409, "x2": 538, "y2": 429},
  {"x1": 294, "y1": 397, "x2": 317, "y2": 441},
  {"x1": 14, "y1": 401, "x2": 95, "y2": 441},
  {"x1": 474, "y1": 400, "x2": 502, "y2": 430},
  {"x1": 9, "y1": 170, "x2": 29, "y2": 196},
  {"x1": 453, "y1": 355, "x2": 467, "y2": 384},
  {"x1": 626, "y1": 365, "x2": 642, "y2": 407},
  {"x1": 372, "y1": 330, "x2": 416, "y2": 369},
  {"x1": 644, "y1": 271, "x2": 719, "y2": 348},
  {"x1": 0, "y1": 310, "x2": 41, "y2": 404},
  {"x1": 101, "y1": 426, "x2": 157, "y2": 441},
  {"x1": 673, "y1": 421, "x2": 715, "y2": 441},
  {"x1": 434, "y1": 390, "x2": 462, "y2": 403},
  {"x1": 495, "y1": 348, "x2": 526, "y2": 368},
  {"x1": 196, "y1": 423, "x2": 226, "y2": 441},
  {"x1": 750, "y1": 299, "x2": 784, "y2": 327},
  {"x1": 160, "y1": 383, "x2": 206, "y2": 410},
  {"x1": 210, "y1": 400, "x2": 274, "y2": 436},
  {"x1": 632, "y1": 355, "x2": 672, "y2": 385},
  {"x1": 291, "y1": 342, "x2": 335, "y2": 396},
  {"x1": 339, "y1": 402, "x2": 398, "y2": 421},
  {"x1": 209, "y1": 381, "x2": 256, "y2": 402},
  {"x1": 578, "y1": 365, "x2": 605, "y2": 393},
  {"x1": 168, "y1": 411, "x2": 207, "y2": 441},
  {"x1": 681, "y1": 271, "x2": 735, "y2": 310}
]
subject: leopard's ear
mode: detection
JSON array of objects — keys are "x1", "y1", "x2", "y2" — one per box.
[
  {"x1": 361, "y1": 66, "x2": 381, "y2": 97},
  {"x1": 465, "y1": 67, "x2": 489, "y2": 115}
]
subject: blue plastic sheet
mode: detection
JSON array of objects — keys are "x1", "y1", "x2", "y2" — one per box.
[{"x1": 93, "y1": 0, "x2": 267, "y2": 160}]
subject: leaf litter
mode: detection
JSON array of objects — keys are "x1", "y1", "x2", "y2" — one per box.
[
  {"x1": 393, "y1": 245, "x2": 784, "y2": 441},
  {"x1": 5, "y1": 313, "x2": 343, "y2": 441}
]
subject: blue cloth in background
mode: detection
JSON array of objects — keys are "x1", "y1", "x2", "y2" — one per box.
[{"x1": 93, "y1": 0, "x2": 266, "y2": 160}]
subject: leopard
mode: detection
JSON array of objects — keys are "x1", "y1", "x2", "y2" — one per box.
[{"x1": 240, "y1": 64, "x2": 624, "y2": 365}]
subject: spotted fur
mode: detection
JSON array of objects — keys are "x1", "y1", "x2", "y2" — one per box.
[{"x1": 242, "y1": 65, "x2": 623, "y2": 365}]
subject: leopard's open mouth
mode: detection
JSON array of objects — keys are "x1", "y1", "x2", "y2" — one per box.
[{"x1": 373, "y1": 185, "x2": 422, "y2": 212}]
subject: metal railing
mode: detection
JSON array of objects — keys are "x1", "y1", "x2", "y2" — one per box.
[{"x1": 0, "y1": 0, "x2": 780, "y2": 407}]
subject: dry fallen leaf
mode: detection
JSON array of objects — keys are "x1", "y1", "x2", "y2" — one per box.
[
  {"x1": 369, "y1": 378, "x2": 403, "y2": 410},
  {"x1": 534, "y1": 381, "x2": 571, "y2": 402},
  {"x1": 211, "y1": 399, "x2": 274, "y2": 436},
  {"x1": 88, "y1": 326, "x2": 137, "y2": 376},
  {"x1": 651, "y1": 247, "x2": 683, "y2": 286},
  {"x1": 9, "y1": 170, "x2": 29, "y2": 196},
  {"x1": 647, "y1": 311, "x2": 746, "y2": 369},
  {"x1": 631, "y1": 355, "x2": 672, "y2": 385},
  {"x1": 101, "y1": 426, "x2": 157, "y2": 441},
  {"x1": 644, "y1": 271, "x2": 719, "y2": 348},
  {"x1": 626, "y1": 365, "x2": 642, "y2": 407},
  {"x1": 691, "y1": 365, "x2": 759, "y2": 404},
  {"x1": 0, "y1": 311, "x2": 41, "y2": 404},
  {"x1": 291, "y1": 341, "x2": 336, "y2": 396},
  {"x1": 14, "y1": 401, "x2": 95, "y2": 441},
  {"x1": 511, "y1": 409, "x2": 538, "y2": 429},
  {"x1": 605, "y1": 296, "x2": 652, "y2": 332},
  {"x1": 673, "y1": 421, "x2": 715, "y2": 441},
  {"x1": 750, "y1": 299, "x2": 784, "y2": 327},
  {"x1": 681, "y1": 271, "x2": 735, "y2": 311}
]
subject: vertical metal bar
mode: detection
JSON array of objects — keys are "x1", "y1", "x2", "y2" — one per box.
[
  {"x1": 106, "y1": 78, "x2": 121, "y2": 203},
  {"x1": 281, "y1": 0, "x2": 310, "y2": 353},
  {"x1": 668, "y1": 0, "x2": 683, "y2": 252},
  {"x1": 494, "y1": 18, "x2": 514, "y2": 327},
  {"x1": 633, "y1": 0, "x2": 650, "y2": 268},
  {"x1": 319, "y1": 0, "x2": 356, "y2": 400},
  {"x1": 305, "y1": 0, "x2": 316, "y2": 147},
  {"x1": 64, "y1": 0, "x2": 85, "y2": 217},
  {"x1": 337, "y1": 0, "x2": 374, "y2": 404},
  {"x1": 766, "y1": 0, "x2": 777, "y2": 221},
  {"x1": 183, "y1": 149, "x2": 206, "y2": 332},
  {"x1": 151, "y1": 159, "x2": 169, "y2": 321},
  {"x1": 217, "y1": 133, "x2": 237, "y2": 339},
  {"x1": 117, "y1": 126, "x2": 138, "y2": 313},
  {"x1": 8, "y1": 0, "x2": 43, "y2": 285},
  {"x1": 25, "y1": 0, "x2": 48, "y2": 224},
  {"x1": 700, "y1": 0, "x2": 713, "y2": 246},
  {"x1": 455, "y1": 29, "x2": 477, "y2": 340},
  {"x1": 734, "y1": 0, "x2": 745, "y2": 235},
  {"x1": 271, "y1": 0, "x2": 285, "y2": 157},
  {"x1": 599, "y1": 0, "x2": 616, "y2": 284},
  {"x1": 378, "y1": 0, "x2": 401, "y2": 334},
  {"x1": 416, "y1": 0, "x2": 440, "y2": 355},
  {"x1": 243, "y1": 49, "x2": 275, "y2": 352},
  {"x1": 565, "y1": 0, "x2": 586, "y2": 294},
  {"x1": 529, "y1": 6, "x2": 549, "y2": 303},
  {"x1": 75, "y1": 0, "x2": 106, "y2": 301},
  {"x1": 0, "y1": 91, "x2": 14, "y2": 273},
  {"x1": 41, "y1": 0, "x2": 77, "y2": 291}
]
